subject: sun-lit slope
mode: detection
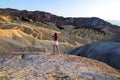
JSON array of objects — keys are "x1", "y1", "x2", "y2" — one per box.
[
  {"x1": 0, "y1": 28, "x2": 74, "y2": 53},
  {"x1": 0, "y1": 14, "x2": 113, "y2": 53},
  {"x1": 0, "y1": 15, "x2": 110, "y2": 43},
  {"x1": 0, "y1": 15, "x2": 76, "y2": 53},
  {"x1": 0, "y1": 15, "x2": 60, "y2": 43},
  {"x1": 0, "y1": 15, "x2": 84, "y2": 44},
  {"x1": 0, "y1": 31, "x2": 73, "y2": 53},
  {"x1": 0, "y1": 22, "x2": 59, "y2": 40},
  {"x1": 0, "y1": 15, "x2": 11, "y2": 22},
  {"x1": 33, "y1": 21, "x2": 111, "y2": 45}
]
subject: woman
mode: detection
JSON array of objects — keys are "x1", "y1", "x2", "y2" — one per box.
[{"x1": 53, "y1": 33, "x2": 59, "y2": 54}]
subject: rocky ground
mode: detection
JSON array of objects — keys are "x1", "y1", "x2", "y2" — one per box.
[{"x1": 0, "y1": 52, "x2": 120, "y2": 80}]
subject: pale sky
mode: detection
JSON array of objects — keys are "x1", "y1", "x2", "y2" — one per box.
[{"x1": 0, "y1": 0, "x2": 120, "y2": 20}]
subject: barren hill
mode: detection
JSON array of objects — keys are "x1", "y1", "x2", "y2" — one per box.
[
  {"x1": 0, "y1": 14, "x2": 76, "y2": 53},
  {"x1": 0, "y1": 13, "x2": 113, "y2": 53},
  {"x1": 69, "y1": 42, "x2": 120, "y2": 69}
]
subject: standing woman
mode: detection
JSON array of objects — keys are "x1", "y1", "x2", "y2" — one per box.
[{"x1": 53, "y1": 33, "x2": 59, "y2": 54}]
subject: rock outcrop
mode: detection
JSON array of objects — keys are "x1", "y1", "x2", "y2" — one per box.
[
  {"x1": 69, "y1": 42, "x2": 120, "y2": 69},
  {"x1": 0, "y1": 53, "x2": 120, "y2": 80}
]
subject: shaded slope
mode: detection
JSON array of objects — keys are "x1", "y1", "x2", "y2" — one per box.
[{"x1": 69, "y1": 42, "x2": 120, "y2": 69}]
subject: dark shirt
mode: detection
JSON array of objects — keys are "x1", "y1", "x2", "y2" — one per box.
[{"x1": 54, "y1": 36, "x2": 58, "y2": 41}]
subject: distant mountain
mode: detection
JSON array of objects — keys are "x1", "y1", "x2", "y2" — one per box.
[{"x1": 0, "y1": 8, "x2": 118, "y2": 29}]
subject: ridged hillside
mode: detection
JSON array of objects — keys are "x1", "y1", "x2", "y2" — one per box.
[
  {"x1": 0, "y1": 15, "x2": 76, "y2": 53},
  {"x1": 69, "y1": 42, "x2": 120, "y2": 69},
  {"x1": 0, "y1": 13, "x2": 114, "y2": 53}
]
